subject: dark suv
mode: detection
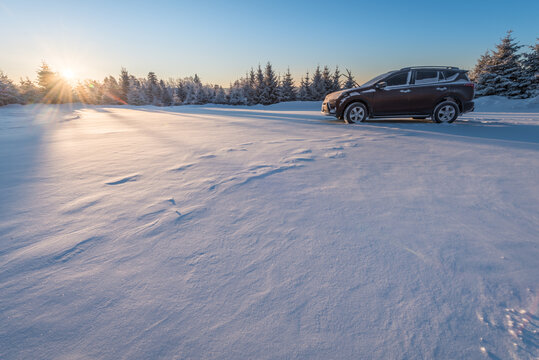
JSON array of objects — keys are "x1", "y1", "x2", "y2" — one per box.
[{"x1": 322, "y1": 66, "x2": 474, "y2": 123}]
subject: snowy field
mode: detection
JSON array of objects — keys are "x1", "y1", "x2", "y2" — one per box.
[{"x1": 1, "y1": 97, "x2": 538, "y2": 359}]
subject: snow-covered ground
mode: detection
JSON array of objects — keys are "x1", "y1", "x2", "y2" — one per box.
[{"x1": 1, "y1": 97, "x2": 538, "y2": 359}]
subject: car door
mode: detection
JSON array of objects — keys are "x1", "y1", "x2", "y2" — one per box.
[
  {"x1": 408, "y1": 70, "x2": 442, "y2": 114},
  {"x1": 372, "y1": 71, "x2": 411, "y2": 115}
]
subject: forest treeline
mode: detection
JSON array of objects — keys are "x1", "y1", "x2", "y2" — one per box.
[
  {"x1": 0, "y1": 63, "x2": 356, "y2": 107},
  {"x1": 0, "y1": 31, "x2": 537, "y2": 107}
]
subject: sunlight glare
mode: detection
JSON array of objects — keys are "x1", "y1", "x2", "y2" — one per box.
[{"x1": 61, "y1": 69, "x2": 75, "y2": 80}]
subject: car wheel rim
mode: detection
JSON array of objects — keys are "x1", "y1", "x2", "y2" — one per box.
[
  {"x1": 438, "y1": 105, "x2": 455, "y2": 122},
  {"x1": 350, "y1": 107, "x2": 364, "y2": 122}
]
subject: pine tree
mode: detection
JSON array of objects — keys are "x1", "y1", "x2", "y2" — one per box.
[
  {"x1": 343, "y1": 69, "x2": 356, "y2": 89},
  {"x1": 298, "y1": 72, "x2": 312, "y2": 101},
  {"x1": 310, "y1": 66, "x2": 324, "y2": 100},
  {"x1": 240, "y1": 71, "x2": 254, "y2": 105},
  {"x1": 18, "y1": 77, "x2": 40, "y2": 104},
  {"x1": 229, "y1": 80, "x2": 247, "y2": 105},
  {"x1": 160, "y1": 79, "x2": 172, "y2": 106},
  {"x1": 37, "y1": 62, "x2": 55, "y2": 96},
  {"x1": 183, "y1": 78, "x2": 198, "y2": 104},
  {"x1": 213, "y1": 85, "x2": 227, "y2": 104},
  {"x1": 279, "y1": 67, "x2": 296, "y2": 102},
  {"x1": 259, "y1": 62, "x2": 279, "y2": 105},
  {"x1": 332, "y1": 66, "x2": 341, "y2": 92},
  {"x1": 321, "y1": 66, "x2": 333, "y2": 96},
  {"x1": 119, "y1": 68, "x2": 129, "y2": 103},
  {"x1": 255, "y1": 65, "x2": 265, "y2": 104},
  {"x1": 127, "y1": 77, "x2": 146, "y2": 105},
  {"x1": 0, "y1": 72, "x2": 21, "y2": 105},
  {"x1": 102, "y1": 76, "x2": 122, "y2": 104},
  {"x1": 146, "y1": 72, "x2": 160, "y2": 105},
  {"x1": 174, "y1": 80, "x2": 186, "y2": 104},
  {"x1": 469, "y1": 51, "x2": 492, "y2": 83},
  {"x1": 76, "y1": 80, "x2": 102, "y2": 104},
  {"x1": 522, "y1": 39, "x2": 539, "y2": 97},
  {"x1": 195, "y1": 81, "x2": 210, "y2": 104},
  {"x1": 245, "y1": 69, "x2": 256, "y2": 104},
  {"x1": 475, "y1": 31, "x2": 527, "y2": 98},
  {"x1": 37, "y1": 62, "x2": 71, "y2": 103}
]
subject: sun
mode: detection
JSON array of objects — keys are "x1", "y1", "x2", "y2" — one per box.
[{"x1": 61, "y1": 69, "x2": 75, "y2": 80}]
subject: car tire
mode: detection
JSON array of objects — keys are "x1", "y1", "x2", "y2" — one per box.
[
  {"x1": 432, "y1": 101, "x2": 459, "y2": 123},
  {"x1": 344, "y1": 102, "x2": 368, "y2": 124}
]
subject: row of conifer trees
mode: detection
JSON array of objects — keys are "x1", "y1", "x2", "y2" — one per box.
[
  {"x1": 0, "y1": 63, "x2": 357, "y2": 106},
  {"x1": 470, "y1": 31, "x2": 538, "y2": 98},
  {"x1": 1, "y1": 31, "x2": 537, "y2": 107}
]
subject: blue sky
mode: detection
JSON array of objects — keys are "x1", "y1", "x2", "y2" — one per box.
[{"x1": 1, "y1": 0, "x2": 538, "y2": 85}]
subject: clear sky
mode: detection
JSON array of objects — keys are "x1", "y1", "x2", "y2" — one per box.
[{"x1": 1, "y1": 0, "x2": 538, "y2": 86}]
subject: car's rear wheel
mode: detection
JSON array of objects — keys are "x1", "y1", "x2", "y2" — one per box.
[
  {"x1": 344, "y1": 102, "x2": 367, "y2": 124},
  {"x1": 433, "y1": 101, "x2": 459, "y2": 123}
]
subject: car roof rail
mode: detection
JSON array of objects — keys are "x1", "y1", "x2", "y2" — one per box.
[{"x1": 400, "y1": 66, "x2": 460, "y2": 71}]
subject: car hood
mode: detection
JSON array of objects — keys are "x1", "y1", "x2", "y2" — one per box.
[{"x1": 325, "y1": 85, "x2": 374, "y2": 101}]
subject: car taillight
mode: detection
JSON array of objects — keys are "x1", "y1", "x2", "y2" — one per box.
[{"x1": 465, "y1": 83, "x2": 475, "y2": 88}]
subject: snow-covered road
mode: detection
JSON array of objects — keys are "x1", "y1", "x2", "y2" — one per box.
[{"x1": 1, "y1": 99, "x2": 538, "y2": 359}]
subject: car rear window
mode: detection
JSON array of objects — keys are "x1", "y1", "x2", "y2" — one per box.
[
  {"x1": 441, "y1": 70, "x2": 459, "y2": 81},
  {"x1": 415, "y1": 70, "x2": 438, "y2": 84}
]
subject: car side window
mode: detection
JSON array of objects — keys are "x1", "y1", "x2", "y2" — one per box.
[
  {"x1": 415, "y1": 70, "x2": 438, "y2": 85},
  {"x1": 385, "y1": 72, "x2": 408, "y2": 87}
]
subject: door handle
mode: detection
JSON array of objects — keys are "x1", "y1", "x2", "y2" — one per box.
[
  {"x1": 436, "y1": 87, "x2": 447, "y2": 91},
  {"x1": 400, "y1": 89, "x2": 410, "y2": 93}
]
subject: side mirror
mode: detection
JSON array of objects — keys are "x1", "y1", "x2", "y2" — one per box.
[{"x1": 376, "y1": 81, "x2": 387, "y2": 89}]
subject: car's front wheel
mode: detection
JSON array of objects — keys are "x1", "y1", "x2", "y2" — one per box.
[
  {"x1": 344, "y1": 102, "x2": 367, "y2": 124},
  {"x1": 433, "y1": 101, "x2": 459, "y2": 123}
]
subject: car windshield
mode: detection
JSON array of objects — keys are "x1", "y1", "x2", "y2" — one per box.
[{"x1": 362, "y1": 72, "x2": 394, "y2": 87}]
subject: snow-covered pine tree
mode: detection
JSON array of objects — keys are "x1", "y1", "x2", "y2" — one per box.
[
  {"x1": 182, "y1": 78, "x2": 197, "y2": 104},
  {"x1": 119, "y1": 68, "x2": 129, "y2": 103},
  {"x1": 469, "y1": 51, "x2": 492, "y2": 83},
  {"x1": 522, "y1": 39, "x2": 539, "y2": 97},
  {"x1": 102, "y1": 76, "x2": 122, "y2": 104},
  {"x1": 127, "y1": 77, "x2": 146, "y2": 105},
  {"x1": 37, "y1": 62, "x2": 71, "y2": 103},
  {"x1": 213, "y1": 85, "x2": 227, "y2": 104},
  {"x1": 229, "y1": 80, "x2": 247, "y2": 105},
  {"x1": 322, "y1": 66, "x2": 333, "y2": 97},
  {"x1": 73, "y1": 81, "x2": 89, "y2": 104},
  {"x1": 255, "y1": 65, "x2": 265, "y2": 104},
  {"x1": 332, "y1": 66, "x2": 341, "y2": 92},
  {"x1": 160, "y1": 79, "x2": 172, "y2": 106},
  {"x1": 37, "y1": 62, "x2": 55, "y2": 97},
  {"x1": 0, "y1": 72, "x2": 21, "y2": 106},
  {"x1": 195, "y1": 83, "x2": 210, "y2": 104},
  {"x1": 343, "y1": 68, "x2": 356, "y2": 89},
  {"x1": 244, "y1": 71, "x2": 256, "y2": 105},
  {"x1": 18, "y1": 78, "x2": 40, "y2": 104},
  {"x1": 76, "y1": 80, "x2": 102, "y2": 104},
  {"x1": 279, "y1": 67, "x2": 296, "y2": 102},
  {"x1": 259, "y1": 62, "x2": 279, "y2": 105},
  {"x1": 310, "y1": 66, "x2": 324, "y2": 100},
  {"x1": 145, "y1": 72, "x2": 158, "y2": 104},
  {"x1": 174, "y1": 80, "x2": 186, "y2": 105},
  {"x1": 475, "y1": 31, "x2": 527, "y2": 98},
  {"x1": 298, "y1": 72, "x2": 312, "y2": 101}
]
